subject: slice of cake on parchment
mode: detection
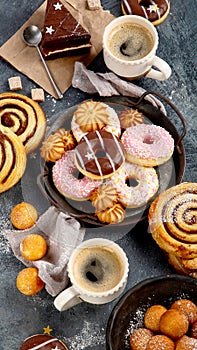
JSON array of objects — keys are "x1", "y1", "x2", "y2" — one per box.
[{"x1": 41, "y1": 0, "x2": 92, "y2": 59}]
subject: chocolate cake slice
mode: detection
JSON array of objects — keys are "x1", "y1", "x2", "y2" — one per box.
[{"x1": 41, "y1": 0, "x2": 92, "y2": 59}]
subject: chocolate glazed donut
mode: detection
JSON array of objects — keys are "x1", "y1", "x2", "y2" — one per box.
[
  {"x1": 122, "y1": 0, "x2": 170, "y2": 25},
  {"x1": 19, "y1": 334, "x2": 68, "y2": 350},
  {"x1": 75, "y1": 130, "x2": 125, "y2": 179}
]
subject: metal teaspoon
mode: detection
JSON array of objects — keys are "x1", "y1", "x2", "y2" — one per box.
[{"x1": 22, "y1": 25, "x2": 63, "y2": 99}]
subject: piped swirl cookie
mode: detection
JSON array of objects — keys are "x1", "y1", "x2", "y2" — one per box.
[
  {"x1": 0, "y1": 92, "x2": 46, "y2": 153},
  {"x1": 71, "y1": 100, "x2": 121, "y2": 141},
  {"x1": 0, "y1": 125, "x2": 26, "y2": 193},
  {"x1": 41, "y1": 128, "x2": 76, "y2": 162}
]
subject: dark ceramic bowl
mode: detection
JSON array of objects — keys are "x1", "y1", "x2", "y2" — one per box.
[{"x1": 106, "y1": 274, "x2": 197, "y2": 350}]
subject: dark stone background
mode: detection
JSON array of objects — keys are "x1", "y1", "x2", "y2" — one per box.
[{"x1": 0, "y1": 0, "x2": 196, "y2": 349}]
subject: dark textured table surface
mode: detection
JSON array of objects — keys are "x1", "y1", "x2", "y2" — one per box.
[{"x1": 0, "y1": 1, "x2": 196, "y2": 349}]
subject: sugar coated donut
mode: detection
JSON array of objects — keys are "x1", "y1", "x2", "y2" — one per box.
[
  {"x1": 19, "y1": 334, "x2": 69, "y2": 350},
  {"x1": 146, "y1": 335, "x2": 174, "y2": 350},
  {"x1": 159, "y1": 309, "x2": 189, "y2": 339},
  {"x1": 171, "y1": 299, "x2": 197, "y2": 324},
  {"x1": 16, "y1": 267, "x2": 45, "y2": 296},
  {"x1": 121, "y1": 124, "x2": 174, "y2": 167},
  {"x1": 71, "y1": 100, "x2": 121, "y2": 142},
  {"x1": 52, "y1": 150, "x2": 102, "y2": 200},
  {"x1": 176, "y1": 335, "x2": 197, "y2": 350},
  {"x1": 75, "y1": 130, "x2": 125, "y2": 179},
  {"x1": 144, "y1": 304, "x2": 167, "y2": 332},
  {"x1": 121, "y1": 0, "x2": 170, "y2": 26},
  {"x1": 107, "y1": 161, "x2": 159, "y2": 208},
  {"x1": 130, "y1": 328, "x2": 154, "y2": 350},
  {"x1": 20, "y1": 234, "x2": 47, "y2": 261},
  {"x1": 10, "y1": 202, "x2": 38, "y2": 229}
]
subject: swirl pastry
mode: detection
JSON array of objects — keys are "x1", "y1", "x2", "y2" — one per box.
[
  {"x1": 148, "y1": 182, "x2": 197, "y2": 275},
  {"x1": 0, "y1": 125, "x2": 26, "y2": 193},
  {"x1": 0, "y1": 92, "x2": 46, "y2": 153}
]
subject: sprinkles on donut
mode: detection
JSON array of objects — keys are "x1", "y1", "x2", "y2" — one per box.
[{"x1": 121, "y1": 0, "x2": 170, "y2": 26}]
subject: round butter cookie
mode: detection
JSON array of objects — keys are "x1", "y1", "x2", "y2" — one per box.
[
  {"x1": 71, "y1": 100, "x2": 121, "y2": 142},
  {"x1": 0, "y1": 92, "x2": 46, "y2": 153},
  {"x1": 0, "y1": 125, "x2": 26, "y2": 193}
]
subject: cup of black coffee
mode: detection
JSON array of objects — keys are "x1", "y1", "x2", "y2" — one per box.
[
  {"x1": 103, "y1": 15, "x2": 171, "y2": 80},
  {"x1": 54, "y1": 238, "x2": 129, "y2": 311}
]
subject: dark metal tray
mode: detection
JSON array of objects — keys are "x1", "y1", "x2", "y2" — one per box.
[{"x1": 38, "y1": 91, "x2": 186, "y2": 227}]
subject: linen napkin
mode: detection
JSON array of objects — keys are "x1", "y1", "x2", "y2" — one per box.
[
  {"x1": 0, "y1": 0, "x2": 114, "y2": 98},
  {"x1": 72, "y1": 62, "x2": 166, "y2": 115},
  {"x1": 4, "y1": 206, "x2": 85, "y2": 296}
]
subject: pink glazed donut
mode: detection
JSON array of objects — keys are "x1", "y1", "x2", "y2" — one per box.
[
  {"x1": 107, "y1": 161, "x2": 159, "y2": 208},
  {"x1": 121, "y1": 124, "x2": 174, "y2": 167},
  {"x1": 52, "y1": 150, "x2": 102, "y2": 200}
]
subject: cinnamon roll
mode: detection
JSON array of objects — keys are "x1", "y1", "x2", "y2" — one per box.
[
  {"x1": 148, "y1": 182, "x2": 197, "y2": 275},
  {"x1": 0, "y1": 125, "x2": 26, "y2": 193},
  {"x1": 149, "y1": 183, "x2": 197, "y2": 258},
  {"x1": 0, "y1": 92, "x2": 46, "y2": 153}
]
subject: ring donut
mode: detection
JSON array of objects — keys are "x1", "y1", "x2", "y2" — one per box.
[
  {"x1": 121, "y1": 124, "x2": 174, "y2": 167},
  {"x1": 121, "y1": 0, "x2": 170, "y2": 26},
  {"x1": 74, "y1": 130, "x2": 125, "y2": 180},
  {"x1": 107, "y1": 161, "x2": 159, "y2": 208},
  {"x1": 52, "y1": 150, "x2": 102, "y2": 201}
]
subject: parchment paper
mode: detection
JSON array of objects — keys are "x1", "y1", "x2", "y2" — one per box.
[{"x1": 0, "y1": 0, "x2": 114, "y2": 98}]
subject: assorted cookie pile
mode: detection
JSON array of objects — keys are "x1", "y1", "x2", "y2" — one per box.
[
  {"x1": 0, "y1": 92, "x2": 46, "y2": 193},
  {"x1": 130, "y1": 298, "x2": 197, "y2": 350},
  {"x1": 41, "y1": 99, "x2": 174, "y2": 224}
]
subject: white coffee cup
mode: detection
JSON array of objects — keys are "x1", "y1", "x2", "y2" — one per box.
[
  {"x1": 54, "y1": 238, "x2": 129, "y2": 311},
  {"x1": 103, "y1": 15, "x2": 171, "y2": 81}
]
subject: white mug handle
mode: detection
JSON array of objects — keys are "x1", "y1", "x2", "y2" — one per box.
[
  {"x1": 145, "y1": 56, "x2": 172, "y2": 81},
  {"x1": 54, "y1": 286, "x2": 82, "y2": 311}
]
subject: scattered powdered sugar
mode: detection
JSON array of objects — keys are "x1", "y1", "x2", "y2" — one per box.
[
  {"x1": 62, "y1": 320, "x2": 105, "y2": 349},
  {"x1": 0, "y1": 212, "x2": 12, "y2": 255},
  {"x1": 124, "y1": 306, "x2": 147, "y2": 348}
]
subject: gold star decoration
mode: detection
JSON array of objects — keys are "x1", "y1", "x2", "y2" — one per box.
[{"x1": 43, "y1": 325, "x2": 53, "y2": 335}]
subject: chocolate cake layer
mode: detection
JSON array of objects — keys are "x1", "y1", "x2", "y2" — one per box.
[{"x1": 41, "y1": 0, "x2": 92, "y2": 58}]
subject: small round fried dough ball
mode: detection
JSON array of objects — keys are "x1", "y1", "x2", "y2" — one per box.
[
  {"x1": 11, "y1": 202, "x2": 38, "y2": 229},
  {"x1": 146, "y1": 335, "x2": 174, "y2": 350},
  {"x1": 159, "y1": 309, "x2": 189, "y2": 340},
  {"x1": 191, "y1": 320, "x2": 197, "y2": 338},
  {"x1": 175, "y1": 335, "x2": 197, "y2": 350},
  {"x1": 20, "y1": 234, "x2": 47, "y2": 261},
  {"x1": 144, "y1": 304, "x2": 167, "y2": 332},
  {"x1": 16, "y1": 267, "x2": 44, "y2": 296},
  {"x1": 130, "y1": 328, "x2": 154, "y2": 350},
  {"x1": 171, "y1": 299, "x2": 197, "y2": 324}
]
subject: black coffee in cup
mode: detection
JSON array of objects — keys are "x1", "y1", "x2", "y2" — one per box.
[
  {"x1": 72, "y1": 246, "x2": 124, "y2": 293},
  {"x1": 108, "y1": 23, "x2": 154, "y2": 61}
]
